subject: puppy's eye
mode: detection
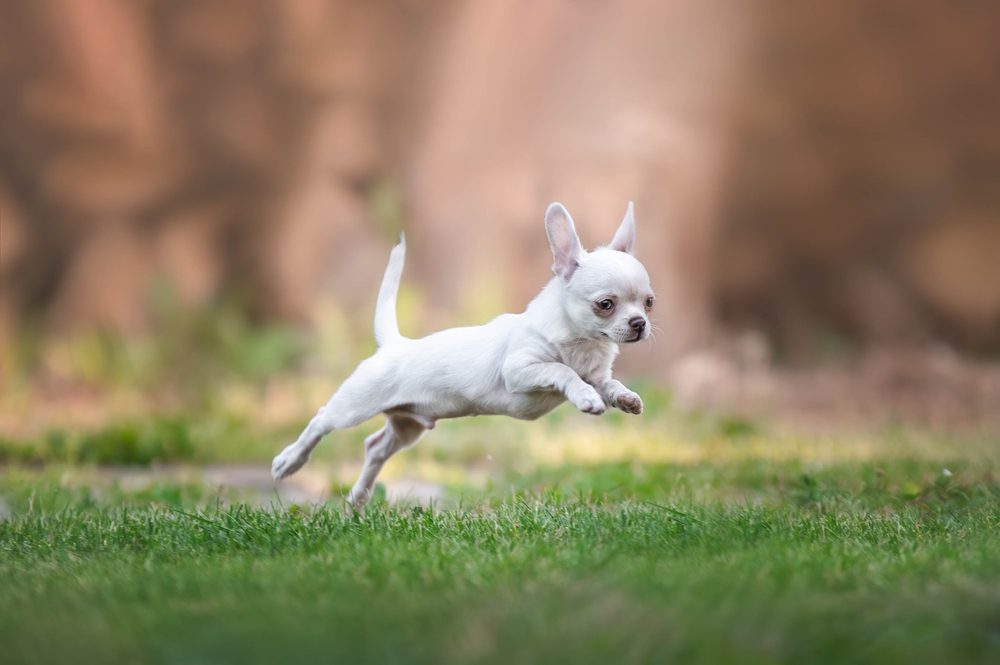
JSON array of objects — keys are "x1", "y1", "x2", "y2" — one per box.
[
  {"x1": 645, "y1": 296, "x2": 655, "y2": 309},
  {"x1": 597, "y1": 299, "x2": 614, "y2": 311}
]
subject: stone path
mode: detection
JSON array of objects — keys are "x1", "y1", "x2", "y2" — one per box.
[{"x1": 90, "y1": 464, "x2": 446, "y2": 509}]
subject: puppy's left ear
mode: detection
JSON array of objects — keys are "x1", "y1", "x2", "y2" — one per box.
[{"x1": 609, "y1": 201, "x2": 636, "y2": 255}]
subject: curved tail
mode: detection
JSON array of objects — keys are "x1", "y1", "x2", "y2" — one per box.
[{"x1": 374, "y1": 234, "x2": 406, "y2": 346}]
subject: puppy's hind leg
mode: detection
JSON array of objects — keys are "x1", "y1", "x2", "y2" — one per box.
[
  {"x1": 272, "y1": 371, "x2": 388, "y2": 481},
  {"x1": 346, "y1": 414, "x2": 428, "y2": 511}
]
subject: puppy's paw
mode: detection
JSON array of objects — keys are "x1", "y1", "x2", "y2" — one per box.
[
  {"x1": 613, "y1": 390, "x2": 644, "y2": 415},
  {"x1": 346, "y1": 486, "x2": 370, "y2": 512},
  {"x1": 569, "y1": 385, "x2": 606, "y2": 415},
  {"x1": 271, "y1": 445, "x2": 309, "y2": 481}
]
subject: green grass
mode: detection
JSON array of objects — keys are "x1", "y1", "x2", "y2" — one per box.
[
  {"x1": 1, "y1": 468, "x2": 998, "y2": 665},
  {"x1": 1, "y1": 386, "x2": 997, "y2": 664}
]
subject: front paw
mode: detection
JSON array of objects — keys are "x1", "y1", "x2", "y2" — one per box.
[
  {"x1": 613, "y1": 390, "x2": 643, "y2": 415},
  {"x1": 569, "y1": 385, "x2": 606, "y2": 415}
]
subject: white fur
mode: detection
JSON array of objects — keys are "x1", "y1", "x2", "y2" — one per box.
[{"x1": 272, "y1": 202, "x2": 655, "y2": 509}]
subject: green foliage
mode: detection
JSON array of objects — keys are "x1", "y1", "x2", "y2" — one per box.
[
  {"x1": 368, "y1": 178, "x2": 406, "y2": 240},
  {"x1": 0, "y1": 417, "x2": 195, "y2": 466},
  {"x1": 715, "y1": 414, "x2": 760, "y2": 439},
  {"x1": 77, "y1": 418, "x2": 195, "y2": 465},
  {"x1": 8, "y1": 293, "x2": 307, "y2": 399}
]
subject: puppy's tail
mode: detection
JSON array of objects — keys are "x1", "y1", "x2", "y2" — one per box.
[{"x1": 373, "y1": 233, "x2": 406, "y2": 346}]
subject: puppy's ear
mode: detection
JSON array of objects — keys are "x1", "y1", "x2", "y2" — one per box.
[
  {"x1": 545, "y1": 202, "x2": 584, "y2": 281},
  {"x1": 609, "y1": 201, "x2": 636, "y2": 255}
]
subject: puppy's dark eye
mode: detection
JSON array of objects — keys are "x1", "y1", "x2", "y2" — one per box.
[
  {"x1": 597, "y1": 299, "x2": 614, "y2": 311},
  {"x1": 645, "y1": 296, "x2": 655, "y2": 309}
]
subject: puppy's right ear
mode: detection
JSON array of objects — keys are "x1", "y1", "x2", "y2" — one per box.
[{"x1": 545, "y1": 202, "x2": 584, "y2": 281}]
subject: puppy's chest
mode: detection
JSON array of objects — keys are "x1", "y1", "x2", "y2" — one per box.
[{"x1": 556, "y1": 341, "x2": 616, "y2": 379}]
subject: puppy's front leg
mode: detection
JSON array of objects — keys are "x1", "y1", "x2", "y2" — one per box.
[
  {"x1": 596, "y1": 378, "x2": 644, "y2": 415},
  {"x1": 505, "y1": 361, "x2": 605, "y2": 415}
]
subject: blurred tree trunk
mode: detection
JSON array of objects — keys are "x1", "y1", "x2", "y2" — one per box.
[{"x1": 1, "y1": 0, "x2": 998, "y2": 370}]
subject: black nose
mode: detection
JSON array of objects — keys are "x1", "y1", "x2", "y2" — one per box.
[{"x1": 628, "y1": 316, "x2": 646, "y2": 333}]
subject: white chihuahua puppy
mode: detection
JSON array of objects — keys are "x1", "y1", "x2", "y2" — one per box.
[{"x1": 272, "y1": 202, "x2": 654, "y2": 509}]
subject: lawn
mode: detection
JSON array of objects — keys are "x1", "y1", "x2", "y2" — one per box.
[{"x1": 1, "y1": 410, "x2": 997, "y2": 665}]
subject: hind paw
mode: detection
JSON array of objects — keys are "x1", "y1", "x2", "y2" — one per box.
[{"x1": 272, "y1": 445, "x2": 309, "y2": 481}]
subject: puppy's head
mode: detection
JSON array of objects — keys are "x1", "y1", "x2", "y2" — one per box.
[{"x1": 545, "y1": 202, "x2": 654, "y2": 344}]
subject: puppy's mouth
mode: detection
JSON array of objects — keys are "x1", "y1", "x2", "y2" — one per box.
[{"x1": 601, "y1": 331, "x2": 646, "y2": 344}]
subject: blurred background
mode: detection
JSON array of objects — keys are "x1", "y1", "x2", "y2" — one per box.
[{"x1": 1, "y1": 0, "x2": 999, "y2": 444}]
